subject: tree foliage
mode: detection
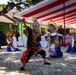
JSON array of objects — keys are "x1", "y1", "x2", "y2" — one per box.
[{"x1": 0, "y1": 0, "x2": 44, "y2": 15}]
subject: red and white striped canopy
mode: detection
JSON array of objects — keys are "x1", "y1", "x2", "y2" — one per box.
[{"x1": 16, "y1": 0, "x2": 76, "y2": 28}]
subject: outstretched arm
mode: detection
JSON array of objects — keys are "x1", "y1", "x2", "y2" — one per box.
[{"x1": 22, "y1": 18, "x2": 27, "y2": 28}]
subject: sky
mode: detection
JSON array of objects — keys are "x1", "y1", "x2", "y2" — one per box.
[{"x1": 0, "y1": 0, "x2": 9, "y2": 4}]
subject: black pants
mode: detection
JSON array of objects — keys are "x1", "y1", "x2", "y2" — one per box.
[
  {"x1": 59, "y1": 36, "x2": 63, "y2": 45},
  {"x1": 26, "y1": 50, "x2": 46, "y2": 63}
]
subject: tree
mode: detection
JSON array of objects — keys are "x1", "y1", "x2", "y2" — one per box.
[
  {"x1": 0, "y1": 4, "x2": 5, "y2": 9},
  {"x1": 30, "y1": 0, "x2": 44, "y2": 5},
  {"x1": 0, "y1": 0, "x2": 44, "y2": 15}
]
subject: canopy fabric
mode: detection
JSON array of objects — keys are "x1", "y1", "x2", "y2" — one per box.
[
  {"x1": 15, "y1": 0, "x2": 76, "y2": 28},
  {"x1": 0, "y1": 15, "x2": 14, "y2": 24}
]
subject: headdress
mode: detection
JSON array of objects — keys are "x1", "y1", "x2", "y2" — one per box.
[
  {"x1": 32, "y1": 20, "x2": 40, "y2": 26},
  {"x1": 32, "y1": 17, "x2": 40, "y2": 26},
  {"x1": 6, "y1": 31, "x2": 12, "y2": 37},
  {"x1": 48, "y1": 20, "x2": 57, "y2": 28}
]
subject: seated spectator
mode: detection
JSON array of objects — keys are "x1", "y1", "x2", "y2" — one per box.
[
  {"x1": 41, "y1": 27, "x2": 46, "y2": 35},
  {"x1": 7, "y1": 34, "x2": 21, "y2": 52},
  {"x1": 66, "y1": 33, "x2": 76, "y2": 53},
  {"x1": 38, "y1": 34, "x2": 49, "y2": 57}
]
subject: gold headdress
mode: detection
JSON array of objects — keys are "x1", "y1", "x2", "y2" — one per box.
[
  {"x1": 48, "y1": 20, "x2": 57, "y2": 28},
  {"x1": 6, "y1": 31, "x2": 12, "y2": 37}
]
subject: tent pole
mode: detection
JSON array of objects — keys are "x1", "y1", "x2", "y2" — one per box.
[{"x1": 63, "y1": 0, "x2": 66, "y2": 47}]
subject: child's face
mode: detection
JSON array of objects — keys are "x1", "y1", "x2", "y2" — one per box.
[
  {"x1": 54, "y1": 29, "x2": 56, "y2": 32},
  {"x1": 25, "y1": 33, "x2": 28, "y2": 36},
  {"x1": 49, "y1": 25, "x2": 54, "y2": 31},
  {"x1": 8, "y1": 35, "x2": 11, "y2": 38}
]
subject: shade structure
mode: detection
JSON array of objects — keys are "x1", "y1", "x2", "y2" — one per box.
[
  {"x1": 0, "y1": 15, "x2": 14, "y2": 24},
  {"x1": 15, "y1": 0, "x2": 76, "y2": 28}
]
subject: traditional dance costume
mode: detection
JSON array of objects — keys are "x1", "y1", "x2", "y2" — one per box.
[
  {"x1": 66, "y1": 37, "x2": 76, "y2": 53},
  {"x1": 20, "y1": 20, "x2": 51, "y2": 70},
  {"x1": 49, "y1": 32, "x2": 63, "y2": 57},
  {"x1": 7, "y1": 38, "x2": 20, "y2": 52}
]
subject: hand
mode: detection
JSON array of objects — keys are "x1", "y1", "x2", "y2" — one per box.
[
  {"x1": 22, "y1": 18, "x2": 27, "y2": 27},
  {"x1": 22, "y1": 18, "x2": 25, "y2": 23}
]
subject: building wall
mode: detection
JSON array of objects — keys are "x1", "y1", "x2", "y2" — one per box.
[
  {"x1": 0, "y1": 23, "x2": 24, "y2": 37},
  {"x1": 18, "y1": 23, "x2": 23, "y2": 37},
  {"x1": 0, "y1": 23, "x2": 49, "y2": 37},
  {"x1": 0, "y1": 24, "x2": 10, "y2": 34}
]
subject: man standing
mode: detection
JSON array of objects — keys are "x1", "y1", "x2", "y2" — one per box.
[
  {"x1": 20, "y1": 18, "x2": 51, "y2": 70},
  {"x1": 58, "y1": 25, "x2": 64, "y2": 45}
]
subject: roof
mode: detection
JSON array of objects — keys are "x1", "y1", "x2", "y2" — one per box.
[
  {"x1": 0, "y1": 15, "x2": 14, "y2": 24},
  {"x1": 15, "y1": 0, "x2": 76, "y2": 28}
]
